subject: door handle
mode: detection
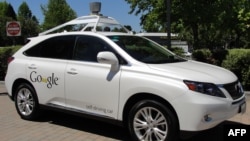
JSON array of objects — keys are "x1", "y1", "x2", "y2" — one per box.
[
  {"x1": 67, "y1": 68, "x2": 78, "y2": 75},
  {"x1": 67, "y1": 72, "x2": 78, "y2": 75},
  {"x1": 28, "y1": 64, "x2": 37, "y2": 69}
]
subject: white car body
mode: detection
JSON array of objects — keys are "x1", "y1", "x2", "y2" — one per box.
[{"x1": 5, "y1": 32, "x2": 246, "y2": 132}]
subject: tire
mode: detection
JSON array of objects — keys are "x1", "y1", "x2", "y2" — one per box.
[
  {"x1": 128, "y1": 100, "x2": 179, "y2": 141},
  {"x1": 14, "y1": 83, "x2": 40, "y2": 120}
]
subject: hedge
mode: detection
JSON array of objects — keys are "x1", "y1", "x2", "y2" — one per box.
[
  {"x1": 192, "y1": 48, "x2": 212, "y2": 63},
  {"x1": 0, "y1": 46, "x2": 21, "y2": 80},
  {"x1": 222, "y1": 49, "x2": 250, "y2": 90}
]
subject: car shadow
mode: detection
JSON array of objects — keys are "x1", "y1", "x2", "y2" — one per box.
[
  {"x1": 0, "y1": 92, "x2": 7, "y2": 95},
  {"x1": 35, "y1": 110, "x2": 248, "y2": 141},
  {"x1": 36, "y1": 110, "x2": 132, "y2": 141}
]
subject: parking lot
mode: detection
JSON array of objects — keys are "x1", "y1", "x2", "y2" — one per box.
[{"x1": 0, "y1": 81, "x2": 249, "y2": 141}]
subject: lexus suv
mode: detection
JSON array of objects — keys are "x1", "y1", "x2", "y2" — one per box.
[{"x1": 5, "y1": 32, "x2": 246, "y2": 141}]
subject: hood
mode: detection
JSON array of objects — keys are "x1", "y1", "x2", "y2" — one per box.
[{"x1": 148, "y1": 60, "x2": 238, "y2": 84}]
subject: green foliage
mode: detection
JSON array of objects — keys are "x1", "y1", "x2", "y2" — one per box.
[
  {"x1": 0, "y1": 1, "x2": 16, "y2": 19},
  {"x1": 0, "y1": 1, "x2": 8, "y2": 16},
  {"x1": 125, "y1": 0, "x2": 250, "y2": 49},
  {"x1": 0, "y1": 1, "x2": 39, "y2": 46},
  {"x1": 124, "y1": 25, "x2": 132, "y2": 31},
  {"x1": 125, "y1": 0, "x2": 166, "y2": 32},
  {"x1": 192, "y1": 49, "x2": 229, "y2": 66},
  {"x1": 222, "y1": 49, "x2": 250, "y2": 90},
  {"x1": 1, "y1": 0, "x2": 77, "y2": 46},
  {"x1": 0, "y1": 16, "x2": 13, "y2": 46},
  {"x1": 192, "y1": 49, "x2": 212, "y2": 63},
  {"x1": 6, "y1": 3, "x2": 16, "y2": 20},
  {"x1": 18, "y1": 2, "x2": 32, "y2": 19},
  {"x1": 41, "y1": 0, "x2": 77, "y2": 30},
  {"x1": 211, "y1": 49, "x2": 229, "y2": 66},
  {"x1": 17, "y1": 2, "x2": 40, "y2": 44},
  {"x1": 0, "y1": 46, "x2": 21, "y2": 80},
  {"x1": 0, "y1": 1, "x2": 17, "y2": 46},
  {"x1": 168, "y1": 47, "x2": 185, "y2": 57}
]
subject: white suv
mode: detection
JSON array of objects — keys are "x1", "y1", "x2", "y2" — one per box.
[{"x1": 5, "y1": 32, "x2": 246, "y2": 141}]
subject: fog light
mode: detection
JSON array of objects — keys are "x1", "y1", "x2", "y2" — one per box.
[{"x1": 204, "y1": 114, "x2": 212, "y2": 122}]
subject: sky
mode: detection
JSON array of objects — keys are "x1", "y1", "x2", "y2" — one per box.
[{"x1": 3, "y1": 0, "x2": 143, "y2": 32}]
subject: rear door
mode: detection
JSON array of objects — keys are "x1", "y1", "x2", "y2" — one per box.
[{"x1": 24, "y1": 35, "x2": 75, "y2": 106}]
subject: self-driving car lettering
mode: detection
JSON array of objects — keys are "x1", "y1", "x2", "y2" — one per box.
[{"x1": 30, "y1": 71, "x2": 59, "y2": 88}]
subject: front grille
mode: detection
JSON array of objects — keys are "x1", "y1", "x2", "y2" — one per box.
[{"x1": 223, "y1": 81, "x2": 244, "y2": 100}]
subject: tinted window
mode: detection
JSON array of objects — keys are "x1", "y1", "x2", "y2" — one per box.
[
  {"x1": 142, "y1": 36, "x2": 168, "y2": 46},
  {"x1": 73, "y1": 36, "x2": 115, "y2": 62},
  {"x1": 24, "y1": 36, "x2": 75, "y2": 59}
]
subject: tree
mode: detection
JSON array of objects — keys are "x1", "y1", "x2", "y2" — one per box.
[
  {"x1": 41, "y1": 0, "x2": 77, "y2": 31},
  {"x1": 124, "y1": 25, "x2": 132, "y2": 31},
  {"x1": 125, "y1": 0, "x2": 250, "y2": 49},
  {"x1": 0, "y1": 1, "x2": 16, "y2": 20},
  {"x1": 125, "y1": 0, "x2": 167, "y2": 32},
  {"x1": 214, "y1": 0, "x2": 250, "y2": 49},
  {"x1": 0, "y1": 1, "x2": 17, "y2": 46},
  {"x1": 6, "y1": 3, "x2": 17, "y2": 20},
  {"x1": 18, "y1": 2, "x2": 32, "y2": 19},
  {"x1": 17, "y1": 2, "x2": 40, "y2": 44},
  {"x1": 236, "y1": 0, "x2": 250, "y2": 48},
  {"x1": 172, "y1": 0, "x2": 222, "y2": 49}
]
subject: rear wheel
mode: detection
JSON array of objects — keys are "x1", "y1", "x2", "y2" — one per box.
[
  {"x1": 128, "y1": 100, "x2": 179, "y2": 141},
  {"x1": 14, "y1": 83, "x2": 39, "y2": 120}
]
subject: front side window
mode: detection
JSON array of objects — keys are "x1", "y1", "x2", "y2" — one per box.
[
  {"x1": 24, "y1": 36, "x2": 75, "y2": 60},
  {"x1": 108, "y1": 36, "x2": 186, "y2": 64},
  {"x1": 73, "y1": 36, "x2": 113, "y2": 62},
  {"x1": 73, "y1": 35, "x2": 127, "y2": 64}
]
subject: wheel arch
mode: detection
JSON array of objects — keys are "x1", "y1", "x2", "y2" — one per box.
[
  {"x1": 11, "y1": 79, "x2": 35, "y2": 101},
  {"x1": 122, "y1": 93, "x2": 179, "y2": 128}
]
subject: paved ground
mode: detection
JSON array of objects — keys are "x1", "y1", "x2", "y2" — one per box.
[{"x1": 0, "y1": 81, "x2": 249, "y2": 141}]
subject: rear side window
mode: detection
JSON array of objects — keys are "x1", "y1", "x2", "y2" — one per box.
[{"x1": 24, "y1": 36, "x2": 76, "y2": 60}]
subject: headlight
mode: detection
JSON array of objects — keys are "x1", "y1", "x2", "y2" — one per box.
[{"x1": 184, "y1": 80, "x2": 226, "y2": 98}]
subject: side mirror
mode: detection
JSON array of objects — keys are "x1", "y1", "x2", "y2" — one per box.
[{"x1": 97, "y1": 51, "x2": 119, "y2": 71}]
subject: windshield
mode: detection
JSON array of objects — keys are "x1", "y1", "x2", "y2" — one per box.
[{"x1": 108, "y1": 36, "x2": 186, "y2": 64}]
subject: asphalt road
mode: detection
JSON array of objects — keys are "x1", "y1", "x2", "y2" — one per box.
[{"x1": 0, "y1": 81, "x2": 249, "y2": 141}]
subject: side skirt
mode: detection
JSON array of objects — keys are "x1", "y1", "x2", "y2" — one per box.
[{"x1": 39, "y1": 104, "x2": 124, "y2": 127}]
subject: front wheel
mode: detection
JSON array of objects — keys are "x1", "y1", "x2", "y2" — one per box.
[
  {"x1": 14, "y1": 83, "x2": 40, "y2": 120},
  {"x1": 128, "y1": 100, "x2": 179, "y2": 141}
]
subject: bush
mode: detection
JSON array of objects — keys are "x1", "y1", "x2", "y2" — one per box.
[
  {"x1": 0, "y1": 46, "x2": 21, "y2": 80},
  {"x1": 211, "y1": 49, "x2": 228, "y2": 66},
  {"x1": 169, "y1": 47, "x2": 185, "y2": 57},
  {"x1": 192, "y1": 49, "x2": 212, "y2": 63},
  {"x1": 222, "y1": 49, "x2": 250, "y2": 90}
]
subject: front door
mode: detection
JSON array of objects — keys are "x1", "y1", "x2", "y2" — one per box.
[{"x1": 65, "y1": 35, "x2": 121, "y2": 118}]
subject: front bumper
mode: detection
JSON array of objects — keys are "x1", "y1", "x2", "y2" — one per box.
[{"x1": 172, "y1": 91, "x2": 246, "y2": 131}]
